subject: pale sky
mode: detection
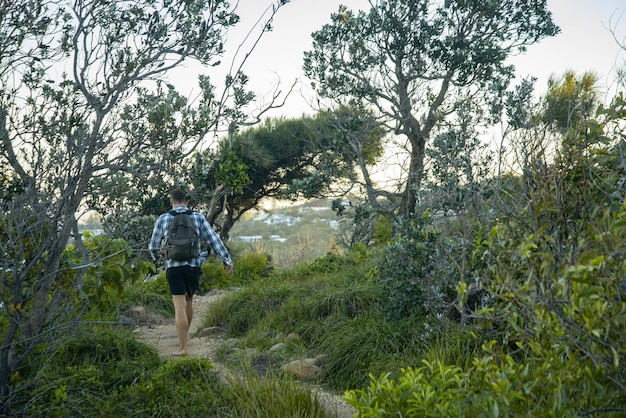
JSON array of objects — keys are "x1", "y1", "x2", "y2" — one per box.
[{"x1": 171, "y1": 0, "x2": 626, "y2": 118}]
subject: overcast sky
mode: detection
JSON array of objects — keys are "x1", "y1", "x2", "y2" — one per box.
[{"x1": 172, "y1": 0, "x2": 626, "y2": 119}]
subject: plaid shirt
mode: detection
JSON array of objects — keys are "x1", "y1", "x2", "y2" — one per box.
[{"x1": 148, "y1": 206, "x2": 232, "y2": 269}]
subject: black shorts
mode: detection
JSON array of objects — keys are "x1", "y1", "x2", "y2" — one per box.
[{"x1": 166, "y1": 266, "x2": 201, "y2": 296}]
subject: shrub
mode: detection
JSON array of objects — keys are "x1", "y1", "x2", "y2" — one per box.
[
  {"x1": 378, "y1": 212, "x2": 442, "y2": 321},
  {"x1": 200, "y1": 281, "x2": 296, "y2": 337},
  {"x1": 346, "y1": 344, "x2": 615, "y2": 417},
  {"x1": 101, "y1": 213, "x2": 157, "y2": 260},
  {"x1": 14, "y1": 326, "x2": 161, "y2": 417},
  {"x1": 345, "y1": 360, "x2": 480, "y2": 417},
  {"x1": 232, "y1": 249, "x2": 273, "y2": 285},
  {"x1": 123, "y1": 280, "x2": 174, "y2": 318},
  {"x1": 199, "y1": 257, "x2": 234, "y2": 292},
  {"x1": 313, "y1": 316, "x2": 409, "y2": 390},
  {"x1": 62, "y1": 234, "x2": 151, "y2": 319},
  {"x1": 226, "y1": 371, "x2": 327, "y2": 417},
  {"x1": 478, "y1": 205, "x2": 626, "y2": 415},
  {"x1": 102, "y1": 357, "x2": 232, "y2": 417}
]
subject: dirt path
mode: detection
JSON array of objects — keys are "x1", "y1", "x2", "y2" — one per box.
[{"x1": 135, "y1": 291, "x2": 356, "y2": 418}]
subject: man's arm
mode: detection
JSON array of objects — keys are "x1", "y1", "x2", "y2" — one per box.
[
  {"x1": 196, "y1": 214, "x2": 233, "y2": 267},
  {"x1": 148, "y1": 215, "x2": 166, "y2": 261}
]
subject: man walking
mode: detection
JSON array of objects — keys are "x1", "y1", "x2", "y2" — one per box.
[{"x1": 149, "y1": 190, "x2": 233, "y2": 356}]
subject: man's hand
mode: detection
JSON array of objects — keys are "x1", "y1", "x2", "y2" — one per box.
[{"x1": 223, "y1": 262, "x2": 234, "y2": 274}]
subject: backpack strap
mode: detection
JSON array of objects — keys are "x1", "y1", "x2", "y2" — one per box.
[{"x1": 169, "y1": 209, "x2": 194, "y2": 216}]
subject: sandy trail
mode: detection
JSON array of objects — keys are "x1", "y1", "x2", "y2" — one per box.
[{"x1": 135, "y1": 291, "x2": 356, "y2": 418}]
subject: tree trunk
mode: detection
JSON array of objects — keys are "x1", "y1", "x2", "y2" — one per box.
[{"x1": 399, "y1": 139, "x2": 425, "y2": 218}]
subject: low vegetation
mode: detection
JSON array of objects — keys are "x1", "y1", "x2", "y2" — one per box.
[
  {"x1": 8, "y1": 94, "x2": 626, "y2": 413},
  {"x1": 2, "y1": 1, "x2": 625, "y2": 415}
]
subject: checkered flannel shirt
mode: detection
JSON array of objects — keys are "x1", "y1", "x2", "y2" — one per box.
[{"x1": 148, "y1": 206, "x2": 232, "y2": 269}]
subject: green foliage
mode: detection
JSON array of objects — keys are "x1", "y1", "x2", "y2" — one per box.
[
  {"x1": 201, "y1": 281, "x2": 297, "y2": 337},
  {"x1": 188, "y1": 111, "x2": 383, "y2": 239},
  {"x1": 8, "y1": 74, "x2": 625, "y2": 416},
  {"x1": 226, "y1": 371, "x2": 327, "y2": 417},
  {"x1": 314, "y1": 317, "x2": 408, "y2": 390},
  {"x1": 346, "y1": 337, "x2": 622, "y2": 417},
  {"x1": 200, "y1": 250, "x2": 410, "y2": 391},
  {"x1": 479, "y1": 205, "x2": 626, "y2": 414},
  {"x1": 542, "y1": 71, "x2": 600, "y2": 131},
  {"x1": 232, "y1": 249, "x2": 273, "y2": 285},
  {"x1": 332, "y1": 200, "x2": 380, "y2": 249},
  {"x1": 215, "y1": 151, "x2": 251, "y2": 194},
  {"x1": 198, "y1": 249, "x2": 273, "y2": 293},
  {"x1": 200, "y1": 249, "x2": 380, "y2": 335},
  {"x1": 304, "y1": 0, "x2": 558, "y2": 216},
  {"x1": 137, "y1": 271, "x2": 170, "y2": 297},
  {"x1": 199, "y1": 258, "x2": 234, "y2": 292},
  {"x1": 420, "y1": 327, "x2": 482, "y2": 371},
  {"x1": 0, "y1": 205, "x2": 52, "y2": 309},
  {"x1": 290, "y1": 251, "x2": 344, "y2": 276},
  {"x1": 378, "y1": 212, "x2": 442, "y2": 320},
  {"x1": 102, "y1": 358, "x2": 230, "y2": 417},
  {"x1": 373, "y1": 214, "x2": 393, "y2": 244},
  {"x1": 62, "y1": 234, "x2": 151, "y2": 318},
  {"x1": 101, "y1": 213, "x2": 157, "y2": 260},
  {"x1": 123, "y1": 273, "x2": 174, "y2": 318},
  {"x1": 0, "y1": 170, "x2": 24, "y2": 204},
  {"x1": 345, "y1": 360, "x2": 479, "y2": 417},
  {"x1": 425, "y1": 103, "x2": 493, "y2": 214},
  {"x1": 15, "y1": 326, "x2": 162, "y2": 417}
]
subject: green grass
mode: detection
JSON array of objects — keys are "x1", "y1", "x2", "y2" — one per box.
[{"x1": 225, "y1": 370, "x2": 328, "y2": 418}]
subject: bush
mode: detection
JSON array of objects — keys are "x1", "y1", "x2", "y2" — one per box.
[
  {"x1": 226, "y1": 371, "x2": 327, "y2": 417},
  {"x1": 313, "y1": 316, "x2": 410, "y2": 390},
  {"x1": 232, "y1": 250, "x2": 273, "y2": 285},
  {"x1": 345, "y1": 360, "x2": 481, "y2": 417},
  {"x1": 378, "y1": 213, "x2": 442, "y2": 321},
  {"x1": 200, "y1": 281, "x2": 296, "y2": 337},
  {"x1": 14, "y1": 326, "x2": 162, "y2": 417},
  {"x1": 62, "y1": 234, "x2": 152, "y2": 319},
  {"x1": 102, "y1": 357, "x2": 231, "y2": 417},
  {"x1": 346, "y1": 345, "x2": 618, "y2": 417},
  {"x1": 123, "y1": 280, "x2": 174, "y2": 317},
  {"x1": 102, "y1": 213, "x2": 157, "y2": 260}
]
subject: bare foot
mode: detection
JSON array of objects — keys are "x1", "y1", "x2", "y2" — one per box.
[{"x1": 173, "y1": 350, "x2": 188, "y2": 357}]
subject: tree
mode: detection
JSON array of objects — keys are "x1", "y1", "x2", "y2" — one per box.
[
  {"x1": 188, "y1": 111, "x2": 383, "y2": 240},
  {"x1": 304, "y1": 0, "x2": 559, "y2": 218},
  {"x1": 542, "y1": 70, "x2": 600, "y2": 132},
  {"x1": 0, "y1": 0, "x2": 288, "y2": 412}
]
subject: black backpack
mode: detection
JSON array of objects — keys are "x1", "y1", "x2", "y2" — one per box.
[{"x1": 165, "y1": 210, "x2": 199, "y2": 261}]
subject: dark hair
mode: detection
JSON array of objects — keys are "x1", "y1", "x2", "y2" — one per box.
[{"x1": 169, "y1": 190, "x2": 188, "y2": 203}]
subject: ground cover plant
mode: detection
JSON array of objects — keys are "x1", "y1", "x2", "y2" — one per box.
[
  {"x1": 2, "y1": 0, "x2": 625, "y2": 416},
  {"x1": 11, "y1": 323, "x2": 333, "y2": 417},
  {"x1": 198, "y1": 91, "x2": 626, "y2": 415}
]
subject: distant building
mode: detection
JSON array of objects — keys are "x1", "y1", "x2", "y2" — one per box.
[
  {"x1": 269, "y1": 235, "x2": 287, "y2": 243},
  {"x1": 234, "y1": 235, "x2": 263, "y2": 243},
  {"x1": 264, "y1": 213, "x2": 301, "y2": 226}
]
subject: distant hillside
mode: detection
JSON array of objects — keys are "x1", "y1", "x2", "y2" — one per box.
[{"x1": 229, "y1": 199, "x2": 339, "y2": 268}]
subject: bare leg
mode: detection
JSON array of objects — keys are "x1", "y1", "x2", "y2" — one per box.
[
  {"x1": 172, "y1": 295, "x2": 189, "y2": 356},
  {"x1": 186, "y1": 294, "x2": 193, "y2": 333}
]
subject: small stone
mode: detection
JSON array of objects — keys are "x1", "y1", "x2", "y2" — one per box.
[
  {"x1": 198, "y1": 326, "x2": 227, "y2": 338},
  {"x1": 251, "y1": 354, "x2": 273, "y2": 375},
  {"x1": 315, "y1": 353, "x2": 330, "y2": 364},
  {"x1": 303, "y1": 357, "x2": 319, "y2": 366},
  {"x1": 269, "y1": 342, "x2": 286, "y2": 352},
  {"x1": 282, "y1": 359, "x2": 320, "y2": 379},
  {"x1": 129, "y1": 306, "x2": 146, "y2": 320}
]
